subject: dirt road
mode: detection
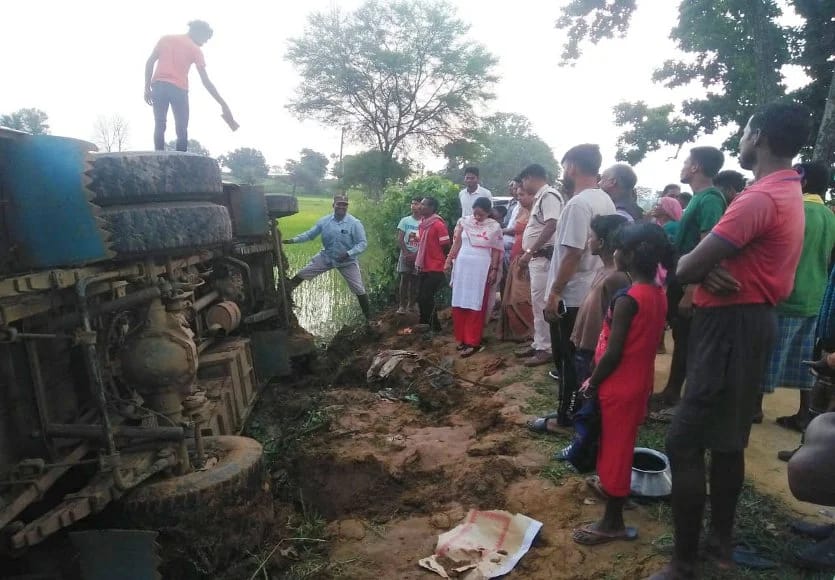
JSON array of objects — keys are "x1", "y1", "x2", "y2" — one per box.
[{"x1": 257, "y1": 316, "x2": 832, "y2": 579}]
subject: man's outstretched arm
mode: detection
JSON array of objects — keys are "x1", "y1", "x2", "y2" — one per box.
[
  {"x1": 144, "y1": 49, "x2": 158, "y2": 105},
  {"x1": 284, "y1": 221, "x2": 323, "y2": 245},
  {"x1": 197, "y1": 66, "x2": 230, "y2": 112}
]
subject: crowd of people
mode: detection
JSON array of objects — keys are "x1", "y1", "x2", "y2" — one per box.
[{"x1": 284, "y1": 100, "x2": 835, "y2": 576}]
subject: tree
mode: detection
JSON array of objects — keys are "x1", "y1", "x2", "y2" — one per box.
[
  {"x1": 93, "y1": 114, "x2": 130, "y2": 152},
  {"x1": 286, "y1": 0, "x2": 498, "y2": 193},
  {"x1": 0, "y1": 108, "x2": 50, "y2": 134},
  {"x1": 555, "y1": 0, "x2": 835, "y2": 166},
  {"x1": 442, "y1": 113, "x2": 560, "y2": 189},
  {"x1": 166, "y1": 139, "x2": 211, "y2": 156},
  {"x1": 219, "y1": 148, "x2": 269, "y2": 184},
  {"x1": 284, "y1": 148, "x2": 330, "y2": 193},
  {"x1": 341, "y1": 150, "x2": 412, "y2": 194}
]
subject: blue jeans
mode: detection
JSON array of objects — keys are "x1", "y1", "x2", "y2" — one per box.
[{"x1": 151, "y1": 81, "x2": 189, "y2": 151}]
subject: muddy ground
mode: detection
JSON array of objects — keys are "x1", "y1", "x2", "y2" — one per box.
[{"x1": 240, "y1": 311, "x2": 832, "y2": 580}]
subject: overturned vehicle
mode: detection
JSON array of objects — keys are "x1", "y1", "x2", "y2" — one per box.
[{"x1": 0, "y1": 130, "x2": 303, "y2": 571}]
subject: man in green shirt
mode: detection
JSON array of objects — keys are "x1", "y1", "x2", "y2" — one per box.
[
  {"x1": 761, "y1": 161, "x2": 835, "y2": 432},
  {"x1": 653, "y1": 146, "x2": 727, "y2": 412}
]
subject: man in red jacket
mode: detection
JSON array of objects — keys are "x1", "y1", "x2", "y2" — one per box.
[{"x1": 414, "y1": 196, "x2": 450, "y2": 332}]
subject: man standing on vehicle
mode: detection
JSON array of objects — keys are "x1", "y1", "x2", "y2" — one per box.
[
  {"x1": 459, "y1": 167, "x2": 492, "y2": 217},
  {"x1": 144, "y1": 20, "x2": 236, "y2": 152},
  {"x1": 284, "y1": 195, "x2": 371, "y2": 320}
]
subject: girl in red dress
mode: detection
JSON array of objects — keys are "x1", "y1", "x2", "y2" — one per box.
[{"x1": 573, "y1": 223, "x2": 673, "y2": 545}]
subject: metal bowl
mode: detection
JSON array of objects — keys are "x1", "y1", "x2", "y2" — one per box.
[{"x1": 630, "y1": 447, "x2": 672, "y2": 498}]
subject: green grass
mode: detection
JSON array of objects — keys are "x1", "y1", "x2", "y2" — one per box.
[{"x1": 278, "y1": 195, "x2": 336, "y2": 239}]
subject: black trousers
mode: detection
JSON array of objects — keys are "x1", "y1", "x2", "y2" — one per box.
[
  {"x1": 418, "y1": 271, "x2": 445, "y2": 330},
  {"x1": 550, "y1": 306, "x2": 580, "y2": 423},
  {"x1": 152, "y1": 81, "x2": 190, "y2": 151}
]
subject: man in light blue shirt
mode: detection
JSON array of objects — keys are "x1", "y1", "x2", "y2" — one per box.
[{"x1": 284, "y1": 195, "x2": 371, "y2": 318}]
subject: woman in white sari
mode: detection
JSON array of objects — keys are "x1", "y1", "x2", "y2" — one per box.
[{"x1": 444, "y1": 197, "x2": 504, "y2": 357}]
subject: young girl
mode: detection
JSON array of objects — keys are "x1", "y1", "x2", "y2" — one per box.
[
  {"x1": 554, "y1": 214, "x2": 630, "y2": 462},
  {"x1": 572, "y1": 223, "x2": 673, "y2": 546}
]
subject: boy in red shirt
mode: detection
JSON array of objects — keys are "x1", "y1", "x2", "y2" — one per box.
[
  {"x1": 414, "y1": 196, "x2": 451, "y2": 331},
  {"x1": 651, "y1": 102, "x2": 812, "y2": 579},
  {"x1": 144, "y1": 20, "x2": 235, "y2": 151}
]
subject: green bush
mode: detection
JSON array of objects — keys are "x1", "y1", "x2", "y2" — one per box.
[{"x1": 355, "y1": 176, "x2": 461, "y2": 308}]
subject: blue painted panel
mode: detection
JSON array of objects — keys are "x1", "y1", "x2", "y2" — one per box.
[
  {"x1": 230, "y1": 185, "x2": 268, "y2": 238},
  {"x1": 0, "y1": 134, "x2": 108, "y2": 268}
]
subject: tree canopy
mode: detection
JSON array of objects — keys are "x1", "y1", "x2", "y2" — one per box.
[
  {"x1": 442, "y1": 113, "x2": 559, "y2": 190},
  {"x1": 0, "y1": 108, "x2": 50, "y2": 135},
  {"x1": 284, "y1": 148, "x2": 330, "y2": 193},
  {"x1": 219, "y1": 148, "x2": 270, "y2": 185},
  {"x1": 341, "y1": 149, "x2": 412, "y2": 195},
  {"x1": 286, "y1": 0, "x2": 498, "y2": 186},
  {"x1": 555, "y1": 0, "x2": 835, "y2": 165}
]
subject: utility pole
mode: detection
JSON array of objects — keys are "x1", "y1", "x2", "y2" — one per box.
[{"x1": 338, "y1": 126, "x2": 346, "y2": 195}]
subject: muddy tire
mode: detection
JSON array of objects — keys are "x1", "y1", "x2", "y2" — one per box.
[
  {"x1": 121, "y1": 436, "x2": 271, "y2": 578},
  {"x1": 101, "y1": 202, "x2": 233, "y2": 257},
  {"x1": 86, "y1": 151, "x2": 223, "y2": 206},
  {"x1": 123, "y1": 436, "x2": 264, "y2": 513}
]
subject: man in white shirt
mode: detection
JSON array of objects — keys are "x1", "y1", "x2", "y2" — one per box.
[
  {"x1": 459, "y1": 166, "x2": 492, "y2": 217},
  {"x1": 542, "y1": 144, "x2": 615, "y2": 429},
  {"x1": 516, "y1": 164, "x2": 564, "y2": 367}
]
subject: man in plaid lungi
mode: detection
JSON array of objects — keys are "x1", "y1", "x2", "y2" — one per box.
[{"x1": 759, "y1": 161, "x2": 835, "y2": 430}]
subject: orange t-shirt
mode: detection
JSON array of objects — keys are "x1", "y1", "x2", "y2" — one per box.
[{"x1": 151, "y1": 34, "x2": 205, "y2": 91}]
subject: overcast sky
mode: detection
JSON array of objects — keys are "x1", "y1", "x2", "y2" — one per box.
[{"x1": 1, "y1": 0, "x2": 809, "y2": 192}]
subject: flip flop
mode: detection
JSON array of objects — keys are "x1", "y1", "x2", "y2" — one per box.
[
  {"x1": 527, "y1": 412, "x2": 560, "y2": 434},
  {"x1": 791, "y1": 520, "x2": 835, "y2": 540},
  {"x1": 459, "y1": 345, "x2": 484, "y2": 358},
  {"x1": 705, "y1": 541, "x2": 777, "y2": 571},
  {"x1": 572, "y1": 523, "x2": 638, "y2": 545},
  {"x1": 794, "y1": 536, "x2": 835, "y2": 571},
  {"x1": 729, "y1": 545, "x2": 778, "y2": 570},
  {"x1": 776, "y1": 415, "x2": 807, "y2": 433}
]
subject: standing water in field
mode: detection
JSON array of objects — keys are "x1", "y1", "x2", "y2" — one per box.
[{"x1": 278, "y1": 199, "x2": 365, "y2": 341}]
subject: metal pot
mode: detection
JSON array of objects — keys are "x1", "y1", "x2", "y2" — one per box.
[{"x1": 630, "y1": 447, "x2": 672, "y2": 498}]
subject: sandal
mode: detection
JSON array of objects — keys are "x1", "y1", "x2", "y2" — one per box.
[
  {"x1": 776, "y1": 415, "x2": 807, "y2": 433},
  {"x1": 456, "y1": 343, "x2": 467, "y2": 351},
  {"x1": 526, "y1": 412, "x2": 560, "y2": 434},
  {"x1": 459, "y1": 345, "x2": 484, "y2": 358},
  {"x1": 704, "y1": 539, "x2": 777, "y2": 571},
  {"x1": 572, "y1": 522, "x2": 638, "y2": 545}
]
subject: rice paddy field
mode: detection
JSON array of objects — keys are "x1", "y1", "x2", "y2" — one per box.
[{"x1": 277, "y1": 195, "x2": 365, "y2": 340}]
